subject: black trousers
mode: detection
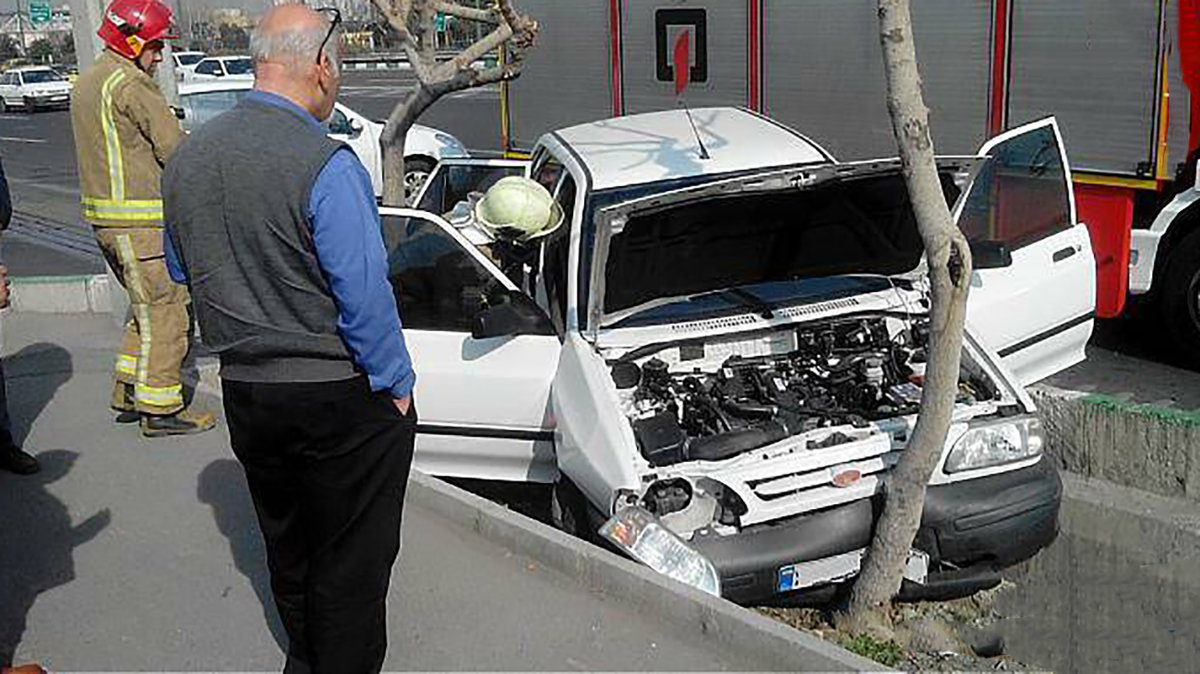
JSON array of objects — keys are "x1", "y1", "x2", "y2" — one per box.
[
  {"x1": 223, "y1": 376, "x2": 416, "y2": 674},
  {"x1": 0, "y1": 359, "x2": 15, "y2": 450}
]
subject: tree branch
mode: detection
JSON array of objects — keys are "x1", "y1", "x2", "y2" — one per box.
[
  {"x1": 433, "y1": 1, "x2": 498, "y2": 23},
  {"x1": 431, "y1": 22, "x2": 512, "y2": 81}
]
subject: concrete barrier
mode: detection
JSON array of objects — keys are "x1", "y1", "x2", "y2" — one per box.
[
  {"x1": 1032, "y1": 383, "x2": 1200, "y2": 503},
  {"x1": 406, "y1": 471, "x2": 887, "y2": 672}
]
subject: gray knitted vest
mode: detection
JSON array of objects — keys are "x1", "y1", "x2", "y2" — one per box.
[{"x1": 163, "y1": 96, "x2": 357, "y2": 383}]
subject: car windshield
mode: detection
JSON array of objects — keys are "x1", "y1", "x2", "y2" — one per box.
[
  {"x1": 224, "y1": 58, "x2": 253, "y2": 75},
  {"x1": 22, "y1": 70, "x2": 63, "y2": 84},
  {"x1": 177, "y1": 53, "x2": 205, "y2": 66},
  {"x1": 598, "y1": 171, "x2": 961, "y2": 326}
]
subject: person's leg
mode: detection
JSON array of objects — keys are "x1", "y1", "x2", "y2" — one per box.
[
  {"x1": 116, "y1": 228, "x2": 213, "y2": 434},
  {"x1": 292, "y1": 380, "x2": 415, "y2": 674},
  {"x1": 0, "y1": 358, "x2": 39, "y2": 475},
  {"x1": 222, "y1": 379, "x2": 311, "y2": 672},
  {"x1": 93, "y1": 228, "x2": 140, "y2": 423}
]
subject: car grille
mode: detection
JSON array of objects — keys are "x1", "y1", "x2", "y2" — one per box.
[{"x1": 713, "y1": 428, "x2": 896, "y2": 527}]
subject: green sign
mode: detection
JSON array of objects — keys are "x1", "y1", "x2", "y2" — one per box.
[{"x1": 29, "y1": 1, "x2": 52, "y2": 25}]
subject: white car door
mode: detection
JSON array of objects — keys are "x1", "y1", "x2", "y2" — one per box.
[
  {"x1": 959, "y1": 118, "x2": 1096, "y2": 386},
  {"x1": 379, "y1": 207, "x2": 561, "y2": 483},
  {"x1": 0, "y1": 73, "x2": 14, "y2": 106}
]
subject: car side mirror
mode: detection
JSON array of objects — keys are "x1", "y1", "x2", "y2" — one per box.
[
  {"x1": 970, "y1": 240, "x2": 1013, "y2": 270},
  {"x1": 349, "y1": 119, "x2": 364, "y2": 136},
  {"x1": 472, "y1": 291, "x2": 554, "y2": 339},
  {"x1": 172, "y1": 106, "x2": 185, "y2": 120}
]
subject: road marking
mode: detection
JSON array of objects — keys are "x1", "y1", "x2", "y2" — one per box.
[{"x1": 0, "y1": 136, "x2": 47, "y2": 143}]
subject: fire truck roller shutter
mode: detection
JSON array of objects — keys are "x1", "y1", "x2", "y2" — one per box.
[{"x1": 761, "y1": 0, "x2": 991, "y2": 161}]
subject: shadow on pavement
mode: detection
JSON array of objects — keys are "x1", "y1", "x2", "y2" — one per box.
[
  {"x1": 197, "y1": 459, "x2": 288, "y2": 651},
  {"x1": 0, "y1": 450, "x2": 111, "y2": 666},
  {"x1": 3, "y1": 343, "x2": 73, "y2": 447}
]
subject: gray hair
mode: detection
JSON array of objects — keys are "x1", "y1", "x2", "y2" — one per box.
[{"x1": 250, "y1": 14, "x2": 339, "y2": 74}]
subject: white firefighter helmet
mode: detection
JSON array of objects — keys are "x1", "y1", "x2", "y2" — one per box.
[{"x1": 473, "y1": 176, "x2": 565, "y2": 243}]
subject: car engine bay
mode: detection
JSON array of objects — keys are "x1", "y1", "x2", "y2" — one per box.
[{"x1": 613, "y1": 314, "x2": 1005, "y2": 468}]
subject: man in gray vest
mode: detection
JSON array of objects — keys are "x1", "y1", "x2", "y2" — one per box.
[{"x1": 162, "y1": 5, "x2": 415, "y2": 672}]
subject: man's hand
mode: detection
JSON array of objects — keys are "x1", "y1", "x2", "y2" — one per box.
[
  {"x1": 0, "y1": 264, "x2": 10, "y2": 309},
  {"x1": 392, "y1": 395, "x2": 412, "y2": 417}
]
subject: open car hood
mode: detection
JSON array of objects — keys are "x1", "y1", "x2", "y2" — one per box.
[{"x1": 587, "y1": 157, "x2": 980, "y2": 335}]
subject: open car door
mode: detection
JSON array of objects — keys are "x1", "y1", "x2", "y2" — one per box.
[
  {"x1": 959, "y1": 118, "x2": 1096, "y2": 386},
  {"x1": 380, "y1": 207, "x2": 560, "y2": 483}
]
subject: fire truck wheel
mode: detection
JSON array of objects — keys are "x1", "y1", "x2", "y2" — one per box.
[{"x1": 1159, "y1": 231, "x2": 1200, "y2": 366}]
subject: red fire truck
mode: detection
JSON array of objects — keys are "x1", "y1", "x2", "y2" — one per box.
[{"x1": 493, "y1": 0, "x2": 1200, "y2": 362}]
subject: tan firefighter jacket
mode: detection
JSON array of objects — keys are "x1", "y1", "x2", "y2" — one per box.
[{"x1": 71, "y1": 50, "x2": 183, "y2": 227}]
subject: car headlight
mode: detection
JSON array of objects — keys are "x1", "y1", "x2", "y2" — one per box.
[
  {"x1": 944, "y1": 417, "x2": 1044, "y2": 473},
  {"x1": 600, "y1": 505, "x2": 721, "y2": 597}
]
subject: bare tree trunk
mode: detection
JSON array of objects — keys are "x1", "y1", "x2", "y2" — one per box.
[
  {"x1": 836, "y1": 0, "x2": 973, "y2": 633},
  {"x1": 369, "y1": 0, "x2": 538, "y2": 206}
]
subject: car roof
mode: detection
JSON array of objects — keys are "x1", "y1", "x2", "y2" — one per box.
[
  {"x1": 552, "y1": 107, "x2": 833, "y2": 191},
  {"x1": 8, "y1": 66, "x2": 57, "y2": 73},
  {"x1": 178, "y1": 80, "x2": 254, "y2": 95},
  {"x1": 204, "y1": 55, "x2": 250, "y2": 61}
]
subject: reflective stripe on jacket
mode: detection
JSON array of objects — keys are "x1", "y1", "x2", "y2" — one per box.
[{"x1": 70, "y1": 50, "x2": 183, "y2": 227}]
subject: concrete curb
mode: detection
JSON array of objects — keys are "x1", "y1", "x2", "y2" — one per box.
[
  {"x1": 10, "y1": 274, "x2": 112, "y2": 313},
  {"x1": 405, "y1": 471, "x2": 888, "y2": 672},
  {"x1": 1031, "y1": 383, "x2": 1200, "y2": 504}
]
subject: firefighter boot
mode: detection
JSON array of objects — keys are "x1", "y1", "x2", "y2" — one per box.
[
  {"x1": 110, "y1": 381, "x2": 139, "y2": 424},
  {"x1": 141, "y1": 407, "x2": 217, "y2": 438}
]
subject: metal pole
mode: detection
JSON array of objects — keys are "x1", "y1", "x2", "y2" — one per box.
[
  {"x1": 68, "y1": 0, "x2": 106, "y2": 72},
  {"x1": 16, "y1": 0, "x2": 27, "y2": 54}
]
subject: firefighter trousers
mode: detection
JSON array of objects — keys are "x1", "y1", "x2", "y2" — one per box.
[{"x1": 94, "y1": 226, "x2": 190, "y2": 416}]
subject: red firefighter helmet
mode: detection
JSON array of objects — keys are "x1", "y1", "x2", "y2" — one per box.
[{"x1": 98, "y1": 0, "x2": 178, "y2": 60}]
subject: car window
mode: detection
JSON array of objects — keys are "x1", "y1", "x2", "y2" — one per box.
[
  {"x1": 224, "y1": 58, "x2": 253, "y2": 75},
  {"x1": 0, "y1": 74, "x2": 9, "y2": 85},
  {"x1": 541, "y1": 173, "x2": 576, "y2": 333},
  {"x1": 958, "y1": 124, "x2": 1071, "y2": 249},
  {"x1": 417, "y1": 164, "x2": 524, "y2": 215},
  {"x1": 327, "y1": 107, "x2": 353, "y2": 135},
  {"x1": 179, "y1": 90, "x2": 248, "y2": 132},
  {"x1": 382, "y1": 214, "x2": 507, "y2": 331},
  {"x1": 195, "y1": 60, "x2": 219, "y2": 75},
  {"x1": 532, "y1": 158, "x2": 564, "y2": 192},
  {"x1": 21, "y1": 70, "x2": 62, "y2": 84},
  {"x1": 177, "y1": 53, "x2": 204, "y2": 66}
]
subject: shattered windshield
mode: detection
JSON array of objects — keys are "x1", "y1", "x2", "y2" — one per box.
[{"x1": 600, "y1": 172, "x2": 959, "y2": 325}]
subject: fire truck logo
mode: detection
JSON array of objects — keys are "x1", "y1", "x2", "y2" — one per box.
[{"x1": 655, "y1": 9, "x2": 708, "y2": 89}]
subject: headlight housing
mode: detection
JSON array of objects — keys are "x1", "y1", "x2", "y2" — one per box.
[{"x1": 944, "y1": 416, "x2": 1044, "y2": 473}]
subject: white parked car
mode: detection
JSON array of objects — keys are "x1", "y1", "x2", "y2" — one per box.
[
  {"x1": 0, "y1": 67, "x2": 73, "y2": 112},
  {"x1": 185, "y1": 55, "x2": 254, "y2": 82},
  {"x1": 176, "y1": 80, "x2": 470, "y2": 200},
  {"x1": 391, "y1": 108, "x2": 1094, "y2": 604},
  {"x1": 172, "y1": 50, "x2": 207, "y2": 79}
]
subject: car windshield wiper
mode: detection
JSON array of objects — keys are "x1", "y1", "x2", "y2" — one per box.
[{"x1": 718, "y1": 287, "x2": 774, "y2": 319}]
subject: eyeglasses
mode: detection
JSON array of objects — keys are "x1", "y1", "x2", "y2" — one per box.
[{"x1": 315, "y1": 6, "x2": 342, "y2": 65}]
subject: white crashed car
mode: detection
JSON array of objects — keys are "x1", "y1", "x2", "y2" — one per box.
[
  {"x1": 387, "y1": 108, "x2": 1094, "y2": 605},
  {"x1": 0, "y1": 67, "x2": 73, "y2": 112},
  {"x1": 176, "y1": 80, "x2": 470, "y2": 200}
]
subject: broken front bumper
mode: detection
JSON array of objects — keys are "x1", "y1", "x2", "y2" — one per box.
[{"x1": 689, "y1": 456, "x2": 1062, "y2": 605}]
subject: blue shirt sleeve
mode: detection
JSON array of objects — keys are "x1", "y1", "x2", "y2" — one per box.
[
  {"x1": 164, "y1": 223, "x2": 188, "y2": 284},
  {"x1": 310, "y1": 148, "x2": 416, "y2": 399}
]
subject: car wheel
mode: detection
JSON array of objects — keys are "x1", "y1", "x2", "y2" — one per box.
[
  {"x1": 550, "y1": 476, "x2": 595, "y2": 541},
  {"x1": 1158, "y1": 230, "x2": 1200, "y2": 367},
  {"x1": 403, "y1": 157, "x2": 436, "y2": 206}
]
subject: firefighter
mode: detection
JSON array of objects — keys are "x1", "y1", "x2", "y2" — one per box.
[{"x1": 70, "y1": 0, "x2": 214, "y2": 436}]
